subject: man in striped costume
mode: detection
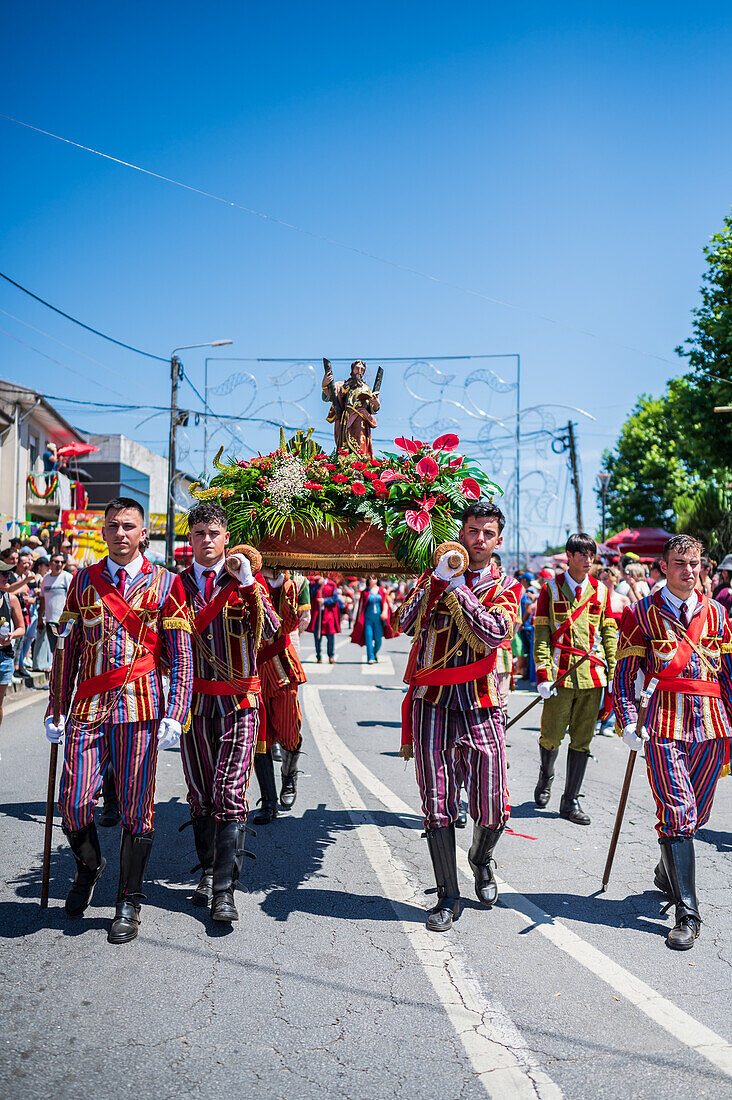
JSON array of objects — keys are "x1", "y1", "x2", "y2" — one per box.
[
  {"x1": 180, "y1": 502, "x2": 279, "y2": 922},
  {"x1": 44, "y1": 498, "x2": 193, "y2": 944},
  {"x1": 253, "y1": 568, "x2": 307, "y2": 822},
  {"x1": 398, "y1": 501, "x2": 519, "y2": 932},
  {"x1": 532, "y1": 532, "x2": 617, "y2": 825},
  {"x1": 614, "y1": 534, "x2": 732, "y2": 950}
]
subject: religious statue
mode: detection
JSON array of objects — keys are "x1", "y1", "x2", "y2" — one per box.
[{"x1": 322, "y1": 358, "x2": 383, "y2": 456}]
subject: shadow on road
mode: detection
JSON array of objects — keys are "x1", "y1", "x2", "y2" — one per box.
[{"x1": 508, "y1": 888, "x2": 671, "y2": 939}]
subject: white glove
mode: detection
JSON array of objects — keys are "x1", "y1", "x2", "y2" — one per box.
[
  {"x1": 227, "y1": 552, "x2": 254, "y2": 587},
  {"x1": 44, "y1": 714, "x2": 66, "y2": 743},
  {"x1": 537, "y1": 681, "x2": 556, "y2": 700},
  {"x1": 268, "y1": 571, "x2": 285, "y2": 589},
  {"x1": 157, "y1": 718, "x2": 182, "y2": 750},
  {"x1": 622, "y1": 722, "x2": 649, "y2": 752},
  {"x1": 434, "y1": 551, "x2": 463, "y2": 582}
]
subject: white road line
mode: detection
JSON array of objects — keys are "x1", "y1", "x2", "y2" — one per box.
[
  {"x1": 301, "y1": 659, "x2": 335, "y2": 675},
  {"x1": 308, "y1": 689, "x2": 732, "y2": 1080},
  {"x1": 4, "y1": 692, "x2": 47, "y2": 717},
  {"x1": 362, "y1": 653, "x2": 395, "y2": 676},
  {"x1": 303, "y1": 686, "x2": 563, "y2": 1100}
]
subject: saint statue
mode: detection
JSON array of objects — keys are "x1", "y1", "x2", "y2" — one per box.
[{"x1": 322, "y1": 358, "x2": 382, "y2": 456}]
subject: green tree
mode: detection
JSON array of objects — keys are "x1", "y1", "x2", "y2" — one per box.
[{"x1": 600, "y1": 394, "x2": 692, "y2": 531}]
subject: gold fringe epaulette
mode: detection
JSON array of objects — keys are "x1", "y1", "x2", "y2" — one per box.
[
  {"x1": 443, "y1": 591, "x2": 487, "y2": 655},
  {"x1": 616, "y1": 645, "x2": 645, "y2": 660},
  {"x1": 163, "y1": 616, "x2": 192, "y2": 633}
]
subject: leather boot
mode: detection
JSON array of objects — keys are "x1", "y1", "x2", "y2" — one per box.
[
  {"x1": 253, "y1": 751, "x2": 279, "y2": 824},
  {"x1": 98, "y1": 767, "x2": 121, "y2": 828},
  {"x1": 534, "y1": 746, "x2": 559, "y2": 807},
  {"x1": 271, "y1": 742, "x2": 282, "y2": 762},
  {"x1": 660, "y1": 836, "x2": 701, "y2": 950},
  {"x1": 559, "y1": 748, "x2": 591, "y2": 825},
  {"x1": 108, "y1": 830, "x2": 153, "y2": 945},
  {"x1": 425, "y1": 825, "x2": 461, "y2": 932},
  {"x1": 211, "y1": 820, "x2": 252, "y2": 921},
  {"x1": 280, "y1": 746, "x2": 300, "y2": 810},
  {"x1": 653, "y1": 856, "x2": 673, "y2": 902},
  {"x1": 468, "y1": 823, "x2": 504, "y2": 906},
  {"x1": 64, "y1": 822, "x2": 106, "y2": 917},
  {"x1": 190, "y1": 816, "x2": 216, "y2": 907}
]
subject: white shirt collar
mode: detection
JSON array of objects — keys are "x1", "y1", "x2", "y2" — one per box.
[
  {"x1": 566, "y1": 572, "x2": 588, "y2": 597},
  {"x1": 661, "y1": 586, "x2": 699, "y2": 620},
  {"x1": 107, "y1": 554, "x2": 144, "y2": 587},
  {"x1": 193, "y1": 556, "x2": 226, "y2": 594}
]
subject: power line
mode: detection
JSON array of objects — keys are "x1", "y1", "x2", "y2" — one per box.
[
  {"x1": 0, "y1": 328, "x2": 125, "y2": 398},
  {"x1": 0, "y1": 306, "x2": 131, "y2": 382},
  {"x1": 0, "y1": 270, "x2": 167, "y2": 361}
]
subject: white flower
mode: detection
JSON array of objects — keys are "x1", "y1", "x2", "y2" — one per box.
[{"x1": 267, "y1": 453, "x2": 308, "y2": 514}]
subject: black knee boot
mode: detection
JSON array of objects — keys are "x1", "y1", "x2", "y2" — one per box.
[
  {"x1": 108, "y1": 830, "x2": 153, "y2": 945},
  {"x1": 211, "y1": 820, "x2": 252, "y2": 922},
  {"x1": 98, "y1": 767, "x2": 121, "y2": 828},
  {"x1": 280, "y1": 746, "x2": 301, "y2": 810},
  {"x1": 64, "y1": 821, "x2": 106, "y2": 917},
  {"x1": 659, "y1": 836, "x2": 701, "y2": 950},
  {"x1": 468, "y1": 823, "x2": 504, "y2": 906},
  {"x1": 190, "y1": 816, "x2": 216, "y2": 907},
  {"x1": 425, "y1": 825, "x2": 461, "y2": 932},
  {"x1": 253, "y1": 751, "x2": 279, "y2": 824},
  {"x1": 559, "y1": 748, "x2": 591, "y2": 825},
  {"x1": 534, "y1": 746, "x2": 559, "y2": 807}
]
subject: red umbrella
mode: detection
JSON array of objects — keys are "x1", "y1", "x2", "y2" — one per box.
[{"x1": 56, "y1": 442, "x2": 100, "y2": 459}]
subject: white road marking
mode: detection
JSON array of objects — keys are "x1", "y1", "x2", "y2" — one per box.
[
  {"x1": 4, "y1": 693, "x2": 47, "y2": 717},
  {"x1": 303, "y1": 686, "x2": 563, "y2": 1100},
  {"x1": 362, "y1": 653, "x2": 395, "y2": 675},
  {"x1": 307, "y1": 689, "x2": 732, "y2": 1080}
]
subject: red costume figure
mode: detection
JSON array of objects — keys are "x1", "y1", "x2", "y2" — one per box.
[
  {"x1": 254, "y1": 570, "x2": 307, "y2": 822},
  {"x1": 180, "y1": 503, "x2": 279, "y2": 923},
  {"x1": 351, "y1": 577, "x2": 394, "y2": 664},
  {"x1": 44, "y1": 499, "x2": 193, "y2": 945},
  {"x1": 308, "y1": 575, "x2": 341, "y2": 663}
]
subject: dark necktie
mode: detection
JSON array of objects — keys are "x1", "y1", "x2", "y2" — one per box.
[
  {"x1": 115, "y1": 568, "x2": 127, "y2": 595},
  {"x1": 203, "y1": 569, "x2": 215, "y2": 603},
  {"x1": 466, "y1": 570, "x2": 479, "y2": 590},
  {"x1": 679, "y1": 602, "x2": 690, "y2": 629},
  {"x1": 576, "y1": 585, "x2": 582, "y2": 601}
]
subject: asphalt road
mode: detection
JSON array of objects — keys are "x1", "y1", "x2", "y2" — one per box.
[{"x1": 1, "y1": 631, "x2": 730, "y2": 1100}]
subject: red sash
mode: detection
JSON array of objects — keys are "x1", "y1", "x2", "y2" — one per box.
[
  {"x1": 650, "y1": 677, "x2": 721, "y2": 698},
  {"x1": 193, "y1": 576, "x2": 240, "y2": 634},
  {"x1": 257, "y1": 634, "x2": 293, "y2": 667},
  {"x1": 401, "y1": 653, "x2": 499, "y2": 750},
  {"x1": 644, "y1": 595, "x2": 716, "y2": 696},
  {"x1": 550, "y1": 583, "x2": 605, "y2": 668},
  {"x1": 193, "y1": 674, "x2": 261, "y2": 700},
  {"x1": 74, "y1": 651, "x2": 158, "y2": 701}
]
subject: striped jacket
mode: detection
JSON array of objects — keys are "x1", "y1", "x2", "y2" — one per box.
[
  {"x1": 181, "y1": 566, "x2": 280, "y2": 718},
  {"x1": 51, "y1": 556, "x2": 193, "y2": 728},
  {"x1": 397, "y1": 567, "x2": 516, "y2": 709},
  {"x1": 258, "y1": 578, "x2": 307, "y2": 697},
  {"x1": 613, "y1": 590, "x2": 732, "y2": 742},
  {"x1": 533, "y1": 573, "x2": 616, "y2": 690}
]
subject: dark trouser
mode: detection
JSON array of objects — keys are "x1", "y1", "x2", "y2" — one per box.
[{"x1": 314, "y1": 631, "x2": 335, "y2": 660}]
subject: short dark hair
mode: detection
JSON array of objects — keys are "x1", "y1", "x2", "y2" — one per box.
[
  {"x1": 566, "y1": 532, "x2": 596, "y2": 556},
  {"x1": 104, "y1": 497, "x2": 145, "y2": 521},
  {"x1": 188, "y1": 501, "x2": 229, "y2": 530},
  {"x1": 461, "y1": 500, "x2": 506, "y2": 533},
  {"x1": 663, "y1": 534, "x2": 703, "y2": 561},
  {"x1": 649, "y1": 558, "x2": 664, "y2": 574},
  {"x1": 491, "y1": 552, "x2": 502, "y2": 567}
]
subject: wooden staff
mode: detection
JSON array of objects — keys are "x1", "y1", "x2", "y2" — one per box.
[
  {"x1": 505, "y1": 650, "x2": 592, "y2": 731},
  {"x1": 40, "y1": 621, "x2": 72, "y2": 909},
  {"x1": 600, "y1": 677, "x2": 659, "y2": 892}
]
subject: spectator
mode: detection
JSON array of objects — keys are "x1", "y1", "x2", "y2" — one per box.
[
  {"x1": 648, "y1": 558, "x2": 666, "y2": 594},
  {"x1": 42, "y1": 442, "x2": 59, "y2": 473},
  {"x1": 0, "y1": 562, "x2": 25, "y2": 727},
  {"x1": 713, "y1": 554, "x2": 732, "y2": 614},
  {"x1": 699, "y1": 556, "x2": 714, "y2": 598},
  {"x1": 351, "y1": 574, "x2": 394, "y2": 664},
  {"x1": 616, "y1": 561, "x2": 650, "y2": 604},
  {"x1": 519, "y1": 574, "x2": 537, "y2": 684},
  {"x1": 38, "y1": 552, "x2": 72, "y2": 656},
  {"x1": 8, "y1": 550, "x2": 39, "y2": 677}
]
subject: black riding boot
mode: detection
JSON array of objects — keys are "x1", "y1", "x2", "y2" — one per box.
[
  {"x1": 190, "y1": 816, "x2": 216, "y2": 907},
  {"x1": 108, "y1": 830, "x2": 153, "y2": 944},
  {"x1": 559, "y1": 748, "x2": 591, "y2": 825},
  {"x1": 253, "y1": 751, "x2": 279, "y2": 824},
  {"x1": 211, "y1": 820, "x2": 251, "y2": 922},
  {"x1": 653, "y1": 855, "x2": 673, "y2": 901},
  {"x1": 468, "y1": 823, "x2": 504, "y2": 906},
  {"x1": 64, "y1": 821, "x2": 106, "y2": 917},
  {"x1": 534, "y1": 746, "x2": 559, "y2": 808},
  {"x1": 425, "y1": 825, "x2": 461, "y2": 932},
  {"x1": 659, "y1": 836, "x2": 701, "y2": 950},
  {"x1": 98, "y1": 767, "x2": 121, "y2": 828},
  {"x1": 280, "y1": 746, "x2": 301, "y2": 810},
  {"x1": 271, "y1": 742, "x2": 282, "y2": 762}
]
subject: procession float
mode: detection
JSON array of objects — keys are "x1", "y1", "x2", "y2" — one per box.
[{"x1": 190, "y1": 358, "x2": 502, "y2": 575}]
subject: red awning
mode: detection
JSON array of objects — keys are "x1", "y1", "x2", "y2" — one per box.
[{"x1": 604, "y1": 527, "x2": 674, "y2": 555}]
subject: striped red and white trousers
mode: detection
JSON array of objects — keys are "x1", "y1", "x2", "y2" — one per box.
[
  {"x1": 181, "y1": 709, "x2": 259, "y2": 821},
  {"x1": 58, "y1": 720, "x2": 157, "y2": 834},
  {"x1": 262, "y1": 688, "x2": 302, "y2": 752},
  {"x1": 644, "y1": 736, "x2": 728, "y2": 838},
  {"x1": 411, "y1": 699, "x2": 509, "y2": 831}
]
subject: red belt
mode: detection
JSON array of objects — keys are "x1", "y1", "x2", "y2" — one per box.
[
  {"x1": 193, "y1": 675, "x2": 261, "y2": 699},
  {"x1": 646, "y1": 675, "x2": 721, "y2": 698},
  {"x1": 73, "y1": 651, "x2": 157, "y2": 702},
  {"x1": 258, "y1": 635, "x2": 292, "y2": 666},
  {"x1": 402, "y1": 653, "x2": 499, "y2": 751}
]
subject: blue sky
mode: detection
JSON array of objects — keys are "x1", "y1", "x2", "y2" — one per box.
[{"x1": 2, "y1": 2, "x2": 731, "y2": 551}]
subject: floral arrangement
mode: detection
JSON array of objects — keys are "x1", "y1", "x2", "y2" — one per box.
[{"x1": 191, "y1": 432, "x2": 502, "y2": 573}]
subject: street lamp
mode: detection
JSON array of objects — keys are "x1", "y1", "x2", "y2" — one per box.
[
  {"x1": 597, "y1": 470, "x2": 611, "y2": 545},
  {"x1": 166, "y1": 340, "x2": 232, "y2": 567}
]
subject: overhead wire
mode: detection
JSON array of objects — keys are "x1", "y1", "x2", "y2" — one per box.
[
  {"x1": 0, "y1": 328, "x2": 126, "y2": 398},
  {"x1": 0, "y1": 306, "x2": 132, "y2": 383}
]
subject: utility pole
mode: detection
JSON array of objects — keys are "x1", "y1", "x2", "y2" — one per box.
[
  {"x1": 165, "y1": 354, "x2": 182, "y2": 568},
  {"x1": 567, "y1": 421, "x2": 584, "y2": 532}
]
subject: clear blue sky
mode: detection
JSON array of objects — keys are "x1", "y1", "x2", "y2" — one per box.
[{"x1": 2, "y1": 2, "x2": 732, "y2": 552}]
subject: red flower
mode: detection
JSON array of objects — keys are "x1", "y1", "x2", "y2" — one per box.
[
  {"x1": 432, "y1": 433, "x2": 459, "y2": 452},
  {"x1": 461, "y1": 477, "x2": 481, "y2": 501},
  {"x1": 353, "y1": 461, "x2": 367, "y2": 470},
  {"x1": 372, "y1": 479, "x2": 388, "y2": 497},
  {"x1": 380, "y1": 469, "x2": 408, "y2": 484},
  {"x1": 332, "y1": 473, "x2": 348, "y2": 483},
  {"x1": 324, "y1": 462, "x2": 336, "y2": 470},
  {"x1": 415, "y1": 456, "x2": 439, "y2": 480},
  {"x1": 304, "y1": 481, "x2": 323, "y2": 491},
  {"x1": 394, "y1": 437, "x2": 425, "y2": 454},
  {"x1": 370, "y1": 458, "x2": 383, "y2": 466},
  {"x1": 405, "y1": 509, "x2": 431, "y2": 532},
  {"x1": 448, "y1": 455, "x2": 464, "y2": 470},
  {"x1": 351, "y1": 481, "x2": 367, "y2": 495}
]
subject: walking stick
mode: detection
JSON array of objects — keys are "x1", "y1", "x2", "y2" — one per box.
[
  {"x1": 40, "y1": 622, "x2": 72, "y2": 909},
  {"x1": 505, "y1": 650, "x2": 592, "y2": 731},
  {"x1": 600, "y1": 677, "x2": 658, "y2": 892}
]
